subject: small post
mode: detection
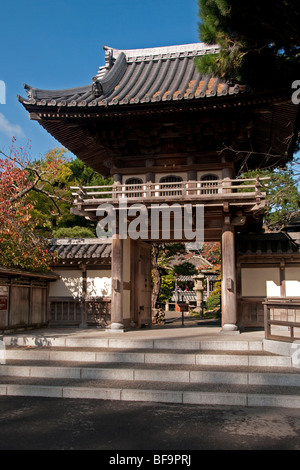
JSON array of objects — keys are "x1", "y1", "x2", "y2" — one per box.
[
  {"x1": 255, "y1": 175, "x2": 262, "y2": 195},
  {"x1": 264, "y1": 302, "x2": 270, "y2": 339}
]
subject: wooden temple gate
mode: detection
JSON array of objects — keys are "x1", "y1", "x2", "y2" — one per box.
[
  {"x1": 71, "y1": 176, "x2": 267, "y2": 330},
  {"x1": 19, "y1": 42, "x2": 300, "y2": 331}
]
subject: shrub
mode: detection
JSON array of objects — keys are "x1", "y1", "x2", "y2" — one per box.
[
  {"x1": 52, "y1": 226, "x2": 96, "y2": 238},
  {"x1": 206, "y1": 281, "x2": 221, "y2": 309}
]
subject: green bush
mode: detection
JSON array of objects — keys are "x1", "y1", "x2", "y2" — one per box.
[
  {"x1": 206, "y1": 281, "x2": 221, "y2": 309},
  {"x1": 52, "y1": 226, "x2": 96, "y2": 238}
]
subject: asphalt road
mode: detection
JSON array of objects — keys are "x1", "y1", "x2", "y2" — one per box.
[{"x1": 0, "y1": 396, "x2": 299, "y2": 452}]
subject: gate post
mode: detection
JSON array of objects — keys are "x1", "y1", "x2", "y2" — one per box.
[
  {"x1": 221, "y1": 223, "x2": 238, "y2": 331},
  {"x1": 110, "y1": 234, "x2": 124, "y2": 330}
]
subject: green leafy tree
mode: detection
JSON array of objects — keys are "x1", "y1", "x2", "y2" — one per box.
[
  {"x1": 152, "y1": 243, "x2": 187, "y2": 308},
  {"x1": 196, "y1": 0, "x2": 300, "y2": 87},
  {"x1": 239, "y1": 169, "x2": 300, "y2": 229},
  {"x1": 27, "y1": 147, "x2": 73, "y2": 236},
  {"x1": 172, "y1": 261, "x2": 198, "y2": 277},
  {"x1": 29, "y1": 152, "x2": 112, "y2": 237},
  {"x1": 158, "y1": 273, "x2": 177, "y2": 304},
  {"x1": 153, "y1": 245, "x2": 200, "y2": 306}
]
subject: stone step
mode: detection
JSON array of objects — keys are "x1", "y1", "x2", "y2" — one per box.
[
  {"x1": 1, "y1": 363, "x2": 300, "y2": 387},
  {"x1": 0, "y1": 376, "x2": 299, "y2": 408},
  {"x1": 4, "y1": 347, "x2": 292, "y2": 367},
  {"x1": 2, "y1": 335, "x2": 264, "y2": 352},
  {"x1": 2, "y1": 331, "x2": 299, "y2": 408}
]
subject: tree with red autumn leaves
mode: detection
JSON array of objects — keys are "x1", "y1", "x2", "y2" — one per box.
[
  {"x1": 0, "y1": 138, "x2": 69, "y2": 272},
  {"x1": 200, "y1": 242, "x2": 221, "y2": 271}
]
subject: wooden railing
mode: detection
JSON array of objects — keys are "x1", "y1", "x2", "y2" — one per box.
[
  {"x1": 263, "y1": 298, "x2": 300, "y2": 342},
  {"x1": 49, "y1": 298, "x2": 111, "y2": 328},
  {"x1": 71, "y1": 177, "x2": 269, "y2": 202}
]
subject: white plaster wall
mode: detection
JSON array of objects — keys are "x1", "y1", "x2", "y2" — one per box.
[
  {"x1": 49, "y1": 269, "x2": 82, "y2": 299},
  {"x1": 285, "y1": 267, "x2": 300, "y2": 297},
  {"x1": 241, "y1": 267, "x2": 281, "y2": 297},
  {"x1": 49, "y1": 269, "x2": 112, "y2": 299},
  {"x1": 87, "y1": 270, "x2": 111, "y2": 298}
]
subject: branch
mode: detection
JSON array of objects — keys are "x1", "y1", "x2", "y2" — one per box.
[
  {"x1": 218, "y1": 144, "x2": 282, "y2": 160},
  {"x1": 0, "y1": 148, "x2": 71, "y2": 213}
]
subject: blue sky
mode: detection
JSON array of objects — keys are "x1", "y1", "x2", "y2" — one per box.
[{"x1": 0, "y1": 0, "x2": 199, "y2": 160}]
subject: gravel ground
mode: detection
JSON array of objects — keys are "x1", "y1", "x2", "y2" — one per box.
[{"x1": 0, "y1": 396, "x2": 299, "y2": 451}]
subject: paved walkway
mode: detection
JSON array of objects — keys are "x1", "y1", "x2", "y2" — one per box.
[{"x1": 2, "y1": 315, "x2": 265, "y2": 344}]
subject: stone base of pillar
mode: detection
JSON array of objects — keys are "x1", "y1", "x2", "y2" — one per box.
[
  {"x1": 106, "y1": 322, "x2": 125, "y2": 333},
  {"x1": 221, "y1": 323, "x2": 240, "y2": 334}
]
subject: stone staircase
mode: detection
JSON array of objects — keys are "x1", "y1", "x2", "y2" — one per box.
[{"x1": 1, "y1": 331, "x2": 300, "y2": 408}]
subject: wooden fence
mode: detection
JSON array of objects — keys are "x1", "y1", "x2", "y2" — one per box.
[
  {"x1": 264, "y1": 298, "x2": 300, "y2": 342},
  {"x1": 49, "y1": 297, "x2": 111, "y2": 327},
  {"x1": 0, "y1": 269, "x2": 55, "y2": 332}
]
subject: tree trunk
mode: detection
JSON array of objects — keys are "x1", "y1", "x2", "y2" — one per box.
[{"x1": 151, "y1": 243, "x2": 161, "y2": 310}]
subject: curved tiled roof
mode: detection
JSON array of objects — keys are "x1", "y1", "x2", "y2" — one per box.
[
  {"x1": 48, "y1": 239, "x2": 112, "y2": 265},
  {"x1": 18, "y1": 42, "x2": 299, "y2": 176},
  {"x1": 19, "y1": 43, "x2": 246, "y2": 109}
]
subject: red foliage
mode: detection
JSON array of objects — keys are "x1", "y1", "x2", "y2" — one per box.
[
  {"x1": 0, "y1": 138, "x2": 59, "y2": 271},
  {"x1": 201, "y1": 242, "x2": 221, "y2": 271}
]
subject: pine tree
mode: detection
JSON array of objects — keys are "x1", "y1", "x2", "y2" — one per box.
[{"x1": 196, "y1": 0, "x2": 300, "y2": 87}]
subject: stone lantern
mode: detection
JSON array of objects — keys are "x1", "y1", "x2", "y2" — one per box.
[{"x1": 193, "y1": 272, "x2": 205, "y2": 317}]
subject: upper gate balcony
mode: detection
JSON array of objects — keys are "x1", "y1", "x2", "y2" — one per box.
[{"x1": 71, "y1": 176, "x2": 269, "y2": 222}]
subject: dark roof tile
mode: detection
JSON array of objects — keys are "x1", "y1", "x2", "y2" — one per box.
[
  {"x1": 19, "y1": 43, "x2": 248, "y2": 109},
  {"x1": 48, "y1": 239, "x2": 112, "y2": 264}
]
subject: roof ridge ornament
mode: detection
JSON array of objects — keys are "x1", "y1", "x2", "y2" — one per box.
[
  {"x1": 95, "y1": 52, "x2": 127, "y2": 96},
  {"x1": 102, "y1": 43, "x2": 220, "y2": 63},
  {"x1": 92, "y1": 79, "x2": 103, "y2": 97},
  {"x1": 104, "y1": 47, "x2": 114, "y2": 70}
]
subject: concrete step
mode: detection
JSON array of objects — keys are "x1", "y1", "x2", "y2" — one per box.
[
  {"x1": 3, "y1": 347, "x2": 293, "y2": 368},
  {"x1": 1, "y1": 362, "x2": 300, "y2": 386},
  {"x1": 0, "y1": 375, "x2": 299, "y2": 408},
  {"x1": 3, "y1": 334, "x2": 264, "y2": 352},
  {"x1": 2, "y1": 330, "x2": 299, "y2": 408}
]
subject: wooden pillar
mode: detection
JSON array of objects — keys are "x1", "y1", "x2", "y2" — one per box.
[
  {"x1": 221, "y1": 223, "x2": 238, "y2": 331},
  {"x1": 80, "y1": 264, "x2": 87, "y2": 328},
  {"x1": 146, "y1": 158, "x2": 155, "y2": 183},
  {"x1": 146, "y1": 171, "x2": 155, "y2": 183},
  {"x1": 222, "y1": 166, "x2": 234, "y2": 179},
  {"x1": 110, "y1": 234, "x2": 124, "y2": 330},
  {"x1": 113, "y1": 173, "x2": 122, "y2": 184}
]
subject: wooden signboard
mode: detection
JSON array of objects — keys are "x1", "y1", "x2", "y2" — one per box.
[
  {"x1": 177, "y1": 302, "x2": 189, "y2": 312},
  {"x1": 0, "y1": 297, "x2": 8, "y2": 311},
  {"x1": 0, "y1": 286, "x2": 9, "y2": 327}
]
